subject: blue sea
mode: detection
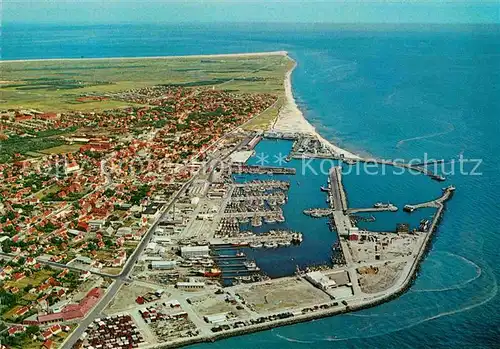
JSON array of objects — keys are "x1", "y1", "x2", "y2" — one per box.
[{"x1": 3, "y1": 23, "x2": 499, "y2": 348}]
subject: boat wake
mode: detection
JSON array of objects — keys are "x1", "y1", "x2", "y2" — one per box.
[
  {"x1": 410, "y1": 252, "x2": 482, "y2": 293},
  {"x1": 316, "y1": 261, "x2": 497, "y2": 343},
  {"x1": 275, "y1": 333, "x2": 314, "y2": 344},
  {"x1": 396, "y1": 122, "x2": 455, "y2": 148}
]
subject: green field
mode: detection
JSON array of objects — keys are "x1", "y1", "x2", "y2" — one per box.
[{"x1": 0, "y1": 53, "x2": 292, "y2": 115}]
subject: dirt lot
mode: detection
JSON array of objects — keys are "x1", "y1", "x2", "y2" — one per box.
[
  {"x1": 105, "y1": 282, "x2": 161, "y2": 314},
  {"x1": 235, "y1": 277, "x2": 331, "y2": 314},
  {"x1": 357, "y1": 261, "x2": 406, "y2": 293},
  {"x1": 188, "y1": 294, "x2": 248, "y2": 318}
]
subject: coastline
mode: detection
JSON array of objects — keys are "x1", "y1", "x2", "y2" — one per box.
[
  {"x1": 0, "y1": 51, "x2": 287, "y2": 63},
  {"x1": 271, "y1": 57, "x2": 361, "y2": 159}
]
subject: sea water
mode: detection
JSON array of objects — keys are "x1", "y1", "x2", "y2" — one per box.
[{"x1": 3, "y1": 23, "x2": 499, "y2": 348}]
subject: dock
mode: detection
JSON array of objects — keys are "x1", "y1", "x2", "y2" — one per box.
[
  {"x1": 231, "y1": 164, "x2": 296, "y2": 175},
  {"x1": 210, "y1": 230, "x2": 303, "y2": 248},
  {"x1": 347, "y1": 205, "x2": 398, "y2": 214}
]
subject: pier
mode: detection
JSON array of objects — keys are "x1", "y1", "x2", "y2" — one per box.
[
  {"x1": 347, "y1": 205, "x2": 398, "y2": 214},
  {"x1": 222, "y1": 210, "x2": 283, "y2": 218},
  {"x1": 355, "y1": 158, "x2": 446, "y2": 181},
  {"x1": 230, "y1": 193, "x2": 287, "y2": 202},
  {"x1": 404, "y1": 185, "x2": 456, "y2": 212},
  {"x1": 231, "y1": 164, "x2": 296, "y2": 175},
  {"x1": 232, "y1": 180, "x2": 289, "y2": 189},
  {"x1": 210, "y1": 230, "x2": 303, "y2": 248}
]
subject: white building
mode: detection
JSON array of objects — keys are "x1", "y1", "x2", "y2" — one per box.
[
  {"x1": 176, "y1": 280, "x2": 205, "y2": 290},
  {"x1": 305, "y1": 271, "x2": 337, "y2": 291},
  {"x1": 151, "y1": 261, "x2": 177, "y2": 270},
  {"x1": 180, "y1": 245, "x2": 210, "y2": 259}
]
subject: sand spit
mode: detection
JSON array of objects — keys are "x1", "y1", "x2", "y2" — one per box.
[
  {"x1": 0, "y1": 51, "x2": 288, "y2": 63},
  {"x1": 271, "y1": 58, "x2": 360, "y2": 159}
]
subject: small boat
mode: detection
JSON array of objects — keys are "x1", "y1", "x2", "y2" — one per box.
[
  {"x1": 418, "y1": 219, "x2": 430, "y2": 232},
  {"x1": 231, "y1": 242, "x2": 248, "y2": 247},
  {"x1": 249, "y1": 242, "x2": 263, "y2": 248},
  {"x1": 403, "y1": 205, "x2": 415, "y2": 213},
  {"x1": 264, "y1": 216, "x2": 276, "y2": 224},
  {"x1": 264, "y1": 242, "x2": 278, "y2": 248},
  {"x1": 251, "y1": 216, "x2": 262, "y2": 227},
  {"x1": 204, "y1": 268, "x2": 222, "y2": 277},
  {"x1": 236, "y1": 252, "x2": 246, "y2": 257},
  {"x1": 433, "y1": 175, "x2": 446, "y2": 181},
  {"x1": 374, "y1": 202, "x2": 391, "y2": 209},
  {"x1": 320, "y1": 186, "x2": 329, "y2": 192}
]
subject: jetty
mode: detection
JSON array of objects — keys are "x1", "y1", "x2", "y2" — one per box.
[
  {"x1": 348, "y1": 158, "x2": 447, "y2": 181},
  {"x1": 404, "y1": 185, "x2": 456, "y2": 212}
]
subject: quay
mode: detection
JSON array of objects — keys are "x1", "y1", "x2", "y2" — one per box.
[
  {"x1": 230, "y1": 193, "x2": 287, "y2": 202},
  {"x1": 232, "y1": 180, "x2": 289, "y2": 189},
  {"x1": 231, "y1": 164, "x2": 296, "y2": 175},
  {"x1": 404, "y1": 185, "x2": 456, "y2": 212},
  {"x1": 210, "y1": 230, "x2": 303, "y2": 247},
  {"x1": 222, "y1": 210, "x2": 283, "y2": 218}
]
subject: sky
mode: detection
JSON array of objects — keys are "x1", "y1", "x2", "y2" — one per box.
[{"x1": 2, "y1": 0, "x2": 499, "y2": 25}]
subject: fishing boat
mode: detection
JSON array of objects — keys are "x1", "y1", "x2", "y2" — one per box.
[
  {"x1": 374, "y1": 202, "x2": 392, "y2": 208},
  {"x1": 251, "y1": 216, "x2": 262, "y2": 227},
  {"x1": 264, "y1": 215, "x2": 276, "y2": 224},
  {"x1": 204, "y1": 268, "x2": 222, "y2": 277}
]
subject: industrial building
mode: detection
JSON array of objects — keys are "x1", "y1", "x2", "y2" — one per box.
[
  {"x1": 151, "y1": 261, "x2": 177, "y2": 270},
  {"x1": 180, "y1": 245, "x2": 210, "y2": 258},
  {"x1": 305, "y1": 271, "x2": 337, "y2": 291}
]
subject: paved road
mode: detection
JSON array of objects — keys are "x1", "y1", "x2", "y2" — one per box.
[{"x1": 61, "y1": 177, "x2": 195, "y2": 349}]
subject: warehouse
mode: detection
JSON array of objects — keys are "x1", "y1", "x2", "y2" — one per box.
[
  {"x1": 180, "y1": 245, "x2": 210, "y2": 258},
  {"x1": 151, "y1": 261, "x2": 177, "y2": 270},
  {"x1": 305, "y1": 271, "x2": 337, "y2": 291}
]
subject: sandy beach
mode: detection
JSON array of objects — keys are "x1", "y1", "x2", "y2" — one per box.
[
  {"x1": 0, "y1": 51, "x2": 287, "y2": 63},
  {"x1": 271, "y1": 58, "x2": 360, "y2": 159}
]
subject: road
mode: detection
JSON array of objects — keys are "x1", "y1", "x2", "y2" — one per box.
[
  {"x1": 60, "y1": 176, "x2": 195, "y2": 349},
  {"x1": 61, "y1": 120, "x2": 252, "y2": 348}
]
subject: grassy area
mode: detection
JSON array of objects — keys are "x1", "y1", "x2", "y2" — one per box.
[
  {"x1": 5, "y1": 269, "x2": 53, "y2": 290},
  {"x1": 0, "y1": 54, "x2": 289, "y2": 112},
  {"x1": 38, "y1": 143, "x2": 82, "y2": 155}
]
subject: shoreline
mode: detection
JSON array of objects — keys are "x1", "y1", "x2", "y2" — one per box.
[
  {"x1": 0, "y1": 51, "x2": 287, "y2": 63},
  {"x1": 271, "y1": 57, "x2": 361, "y2": 159}
]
